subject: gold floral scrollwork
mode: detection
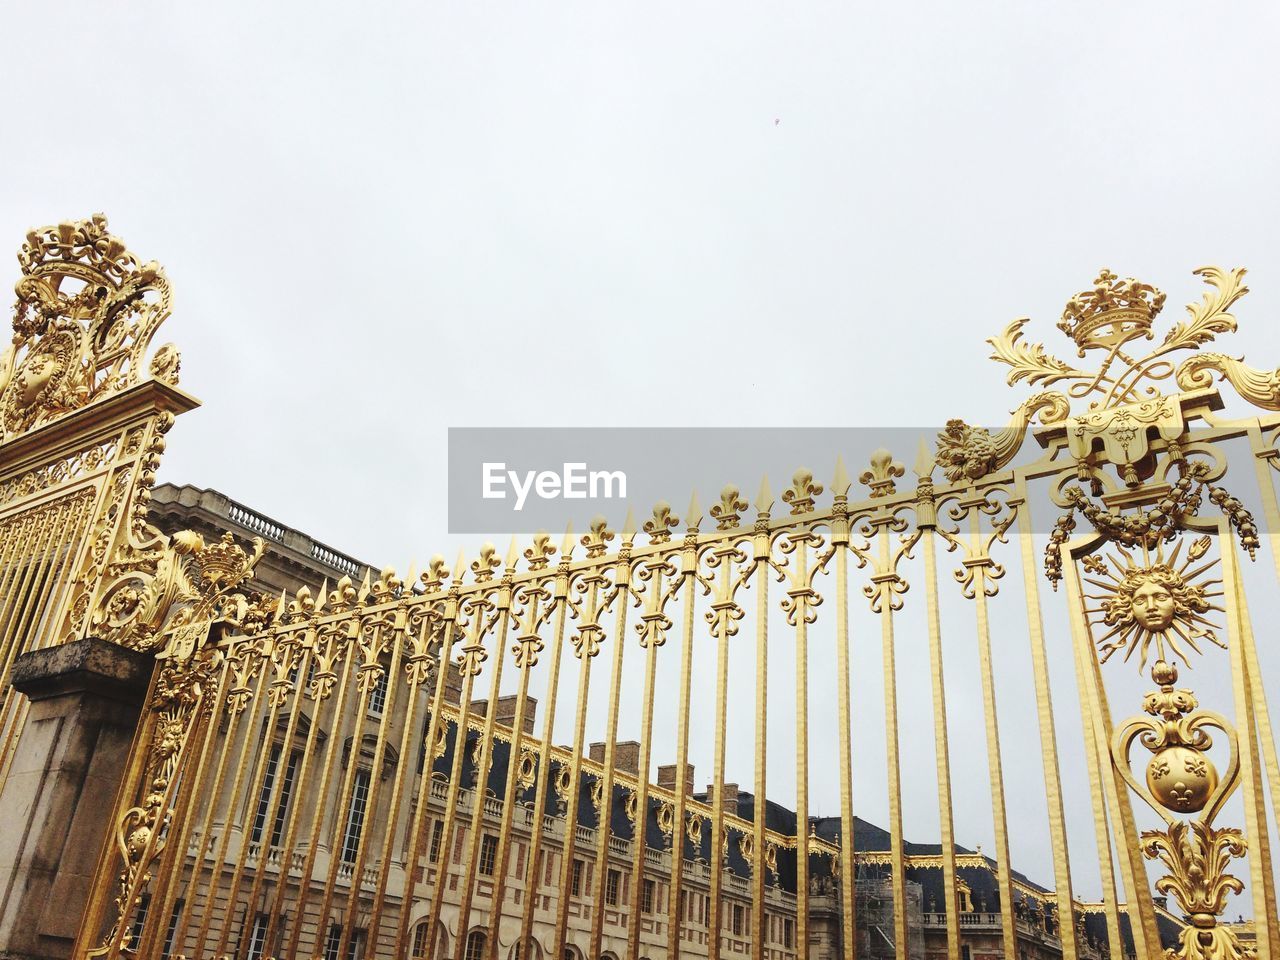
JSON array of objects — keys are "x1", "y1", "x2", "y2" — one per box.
[
  {"x1": 1, "y1": 215, "x2": 180, "y2": 441},
  {"x1": 91, "y1": 529, "x2": 267, "y2": 663},
  {"x1": 1110, "y1": 659, "x2": 1248, "y2": 960},
  {"x1": 1176, "y1": 353, "x2": 1280, "y2": 410},
  {"x1": 990, "y1": 266, "x2": 1247, "y2": 414},
  {"x1": 935, "y1": 392, "x2": 1070, "y2": 484},
  {"x1": 94, "y1": 647, "x2": 222, "y2": 956}
]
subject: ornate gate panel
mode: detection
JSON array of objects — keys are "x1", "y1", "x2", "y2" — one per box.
[
  {"x1": 75, "y1": 263, "x2": 1280, "y2": 960},
  {"x1": 0, "y1": 215, "x2": 196, "y2": 788}
]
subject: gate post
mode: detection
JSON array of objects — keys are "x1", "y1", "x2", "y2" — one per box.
[{"x1": 0, "y1": 638, "x2": 154, "y2": 960}]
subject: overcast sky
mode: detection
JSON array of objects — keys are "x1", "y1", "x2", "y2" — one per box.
[{"x1": 4, "y1": 0, "x2": 1279, "y2": 911}]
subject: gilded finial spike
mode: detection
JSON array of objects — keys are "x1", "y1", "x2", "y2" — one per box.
[
  {"x1": 452, "y1": 550, "x2": 467, "y2": 581},
  {"x1": 621, "y1": 507, "x2": 637, "y2": 538},
  {"x1": 686, "y1": 491, "x2": 703, "y2": 528},
  {"x1": 755, "y1": 474, "x2": 775, "y2": 513},
  {"x1": 913, "y1": 437, "x2": 936, "y2": 480},
  {"x1": 560, "y1": 522, "x2": 576, "y2": 557},
  {"x1": 314, "y1": 580, "x2": 328, "y2": 613},
  {"x1": 274, "y1": 588, "x2": 288, "y2": 623},
  {"x1": 505, "y1": 537, "x2": 519, "y2": 569},
  {"x1": 405, "y1": 562, "x2": 418, "y2": 586},
  {"x1": 832, "y1": 457, "x2": 851, "y2": 497}
]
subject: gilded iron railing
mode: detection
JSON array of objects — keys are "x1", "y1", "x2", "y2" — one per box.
[{"x1": 60, "y1": 262, "x2": 1280, "y2": 960}]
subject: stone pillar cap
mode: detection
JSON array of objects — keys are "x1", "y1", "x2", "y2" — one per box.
[{"x1": 10, "y1": 637, "x2": 153, "y2": 705}]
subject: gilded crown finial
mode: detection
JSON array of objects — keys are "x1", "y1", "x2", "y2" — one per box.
[{"x1": 1058, "y1": 269, "x2": 1165, "y2": 356}]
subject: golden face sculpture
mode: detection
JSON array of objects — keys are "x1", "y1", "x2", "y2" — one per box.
[
  {"x1": 1085, "y1": 539, "x2": 1224, "y2": 671},
  {"x1": 1, "y1": 330, "x2": 78, "y2": 435}
]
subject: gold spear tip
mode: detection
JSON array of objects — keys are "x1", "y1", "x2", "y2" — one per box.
[
  {"x1": 832, "y1": 456, "x2": 851, "y2": 496},
  {"x1": 913, "y1": 437, "x2": 936, "y2": 480},
  {"x1": 505, "y1": 537, "x2": 519, "y2": 568},
  {"x1": 452, "y1": 549, "x2": 467, "y2": 580},
  {"x1": 621, "y1": 507, "x2": 637, "y2": 538},
  {"x1": 560, "y1": 521, "x2": 575, "y2": 556},
  {"x1": 755, "y1": 474, "x2": 774, "y2": 512},
  {"x1": 686, "y1": 490, "x2": 703, "y2": 527}
]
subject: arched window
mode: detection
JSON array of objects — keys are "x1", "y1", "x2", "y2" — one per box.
[
  {"x1": 464, "y1": 931, "x2": 487, "y2": 960},
  {"x1": 411, "y1": 922, "x2": 429, "y2": 959}
]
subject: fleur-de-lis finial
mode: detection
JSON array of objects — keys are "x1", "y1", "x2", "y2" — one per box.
[
  {"x1": 782, "y1": 468, "x2": 822, "y2": 515},
  {"x1": 524, "y1": 532, "x2": 556, "y2": 570},
  {"x1": 644, "y1": 501, "x2": 680, "y2": 544},
  {"x1": 710, "y1": 484, "x2": 747, "y2": 530},
  {"x1": 859, "y1": 448, "x2": 905, "y2": 498},
  {"x1": 422, "y1": 554, "x2": 450, "y2": 591},
  {"x1": 581, "y1": 515, "x2": 614, "y2": 558},
  {"x1": 471, "y1": 542, "x2": 501, "y2": 582},
  {"x1": 328, "y1": 575, "x2": 358, "y2": 612},
  {"x1": 371, "y1": 566, "x2": 402, "y2": 601}
]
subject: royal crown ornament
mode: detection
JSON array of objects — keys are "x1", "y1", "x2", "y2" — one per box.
[
  {"x1": 988, "y1": 265, "x2": 1280, "y2": 415},
  {"x1": 1058, "y1": 269, "x2": 1166, "y2": 355}
]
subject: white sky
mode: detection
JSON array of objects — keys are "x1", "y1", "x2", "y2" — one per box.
[{"x1": 4, "y1": 0, "x2": 1280, "y2": 912}]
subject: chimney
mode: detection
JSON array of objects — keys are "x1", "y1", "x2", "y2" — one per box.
[
  {"x1": 587, "y1": 741, "x2": 641, "y2": 775},
  {"x1": 657, "y1": 763, "x2": 694, "y2": 794},
  {"x1": 706, "y1": 782, "x2": 739, "y2": 816},
  {"x1": 469, "y1": 694, "x2": 539, "y2": 734}
]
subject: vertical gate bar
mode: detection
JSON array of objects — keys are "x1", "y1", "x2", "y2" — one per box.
[
  {"x1": 237, "y1": 631, "x2": 313, "y2": 954},
  {"x1": 337, "y1": 609, "x2": 407, "y2": 960},
  {"x1": 1220, "y1": 537, "x2": 1279, "y2": 957},
  {"x1": 0, "y1": 496, "x2": 70, "y2": 661},
  {"x1": 1012, "y1": 480, "x2": 1077, "y2": 960},
  {"x1": 391, "y1": 573, "x2": 463, "y2": 960},
  {"x1": 336, "y1": 609, "x2": 409, "y2": 960},
  {"x1": 455, "y1": 562, "x2": 517, "y2": 949},
  {"x1": 920, "y1": 518, "x2": 960, "y2": 960},
  {"x1": 261, "y1": 617, "x2": 347, "y2": 951},
  {"x1": 707, "y1": 536, "x2": 738, "y2": 960},
  {"x1": 1246, "y1": 427, "x2": 1280, "y2": 819},
  {"x1": 516, "y1": 534, "x2": 573, "y2": 959},
  {"x1": 73, "y1": 659, "x2": 167, "y2": 958},
  {"x1": 551, "y1": 561, "x2": 603, "y2": 960},
  {"x1": 1065, "y1": 576, "x2": 1125, "y2": 960},
  {"x1": 964, "y1": 502, "x2": 1017, "y2": 960},
  {"x1": 171, "y1": 637, "x2": 260, "y2": 952},
  {"x1": 750, "y1": 489, "x2": 773, "y2": 960},
  {"x1": 790, "y1": 533, "x2": 811, "y2": 960},
  {"x1": 190, "y1": 640, "x2": 273, "y2": 956},
  {"x1": 0, "y1": 497, "x2": 84, "y2": 780},
  {"x1": 874, "y1": 520, "x2": 909, "y2": 957},
  {"x1": 484, "y1": 568, "x2": 544, "y2": 960},
  {"x1": 625, "y1": 552, "x2": 671, "y2": 960},
  {"x1": 1062, "y1": 548, "x2": 1160, "y2": 960},
  {"x1": 423, "y1": 605, "x2": 487, "y2": 960},
  {"x1": 365, "y1": 609, "x2": 434, "y2": 953},
  {"x1": 283, "y1": 618, "x2": 361, "y2": 960},
  {"x1": 0, "y1": 513, "x2": 39, "y2": 784},
  {"x1": 210, "y1": 631, "x2": 298, "y2": 959},
  {"x1": 664, "y1": 509, "x2": 701, "y2": 960},
  {"x1": 312, "y1": 612, "x2": 385, "y2": 955},
  {"x1": 587, "y1": 527, "x2": 636, "y2": 960},
  {"x1": 829, "y1": 477, "x2": 857, "y2": 960},
  {"x1": 134, "y1": 645, "x2": 237, "y2": 959}
]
